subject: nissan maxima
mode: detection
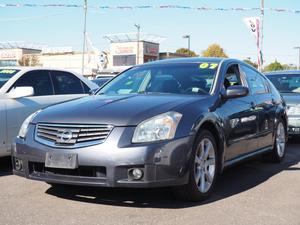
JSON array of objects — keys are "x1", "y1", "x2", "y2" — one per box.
[{"x1": 12, "y1": 58, "x2": 287, "y2": 201}]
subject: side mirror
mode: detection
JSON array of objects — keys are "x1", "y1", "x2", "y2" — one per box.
[
  {"x1": 8, "y1": 86, "x2": 34, "y2": 99},
  {"x1": 223, "y1": 85, "x2": 249, "y2": 99},
  {"x1": 89, "y1": 88, "x2": 99, "y2": 95}
]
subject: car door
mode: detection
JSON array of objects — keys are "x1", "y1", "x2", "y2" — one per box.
[
  {"x1": 6, "y1": 70, "x2": 87, "y2": 148},
  {"x1": 218, "y1": 63, "x2": 259, "y2": 161},
  {"x1": 241, "y1": 65, "x2": 275, "y2": 149},
  {"x1": 0, "y1": 99, "x2": 9, "y2": 156}
]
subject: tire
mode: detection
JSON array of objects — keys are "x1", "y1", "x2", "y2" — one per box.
[
  {"x1": 173, "y1": 130, "x2": 219, "y2": 201},
  {"x1": 264, "y1": 119, "x2": 287, "y2": 163}
]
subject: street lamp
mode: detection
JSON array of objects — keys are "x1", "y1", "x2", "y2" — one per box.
[
  {"x1": 294, "y1": 46, "x2": 300, "y2": 70},
  {"x1": 134, "y1": 24, "x2": 140, "y2": 65},
  {"x1": 81, "y1": 0, "x2": 87, "y2": 76},
  {"x1": 182, "y1": 35, "x2": 190, "y2": 52}
]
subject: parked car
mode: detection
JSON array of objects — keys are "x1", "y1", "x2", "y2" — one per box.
[
  {"x1": 13, "y1": 58, "x2": 287, "y2": 201},
  {"x1": 0, "y1": 67, "x2": 97, "y2": 157},
  {"x1": 266, "y1": 70, "x2": 300, "y2": 135},
  {"x1": 91, "y1": 77, "x2": 114, "y2": 88}
]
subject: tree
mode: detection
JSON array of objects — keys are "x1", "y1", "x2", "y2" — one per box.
[
  {"x1": 201, "y1": 44, "x2": 228, "y2": 58},
  {"x1": 243, "y1": 58, "x2": 258, "y2": 69},
  {"x1": 18, "y1": 55, "x2": 40, "y2": 66},
  {"x1": 264, "y1": 60, "x2": 284, "y2": 72},
  {"x1": 175, "y1": 48, "x2": 197, "y2": 57}
]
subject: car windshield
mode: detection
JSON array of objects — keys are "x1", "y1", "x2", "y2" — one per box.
[
  {"x1": 98, "y1": 62, "x2": 219, "y2": 95},
  {"x1": 0, "y1": 69, "x2": 20, "y2": 89},
  {"x1": 267, "y1": 74, "x2": 300, "y2": 93}
]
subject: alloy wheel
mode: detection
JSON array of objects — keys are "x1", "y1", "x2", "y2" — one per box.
[
  {"x1": 276, "y1": 122, "x2": 286, "y2": 158},
  {"x1": 194, "y1": 138, "x2": 216, "y2": 193}
]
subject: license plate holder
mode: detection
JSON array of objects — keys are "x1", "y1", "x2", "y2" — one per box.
[{"x1": 45, "y1": 152, "x2": 78, "y2": 169}]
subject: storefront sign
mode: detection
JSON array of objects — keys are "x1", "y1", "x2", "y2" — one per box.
[{"x1": 0, "y1": 50, "x2": 17, "y2": 60}]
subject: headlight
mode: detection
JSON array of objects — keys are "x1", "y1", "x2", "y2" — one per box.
[
  {"x1": 18, "y1": 110, "x2": 41, "y2": 138},
  {"x1": 132, "y1": 111, "x2": 182, "y2": 143},
  {"x1": 287, "y1": 105, "x2": 300, "y2": 115}
]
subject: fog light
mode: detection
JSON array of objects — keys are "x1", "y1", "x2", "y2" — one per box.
[
  {"x1": 15, "y1": 158, "x2": 23, "y2": 171},
  {"x1": 128, "y1": 168, "x2": 144, "y2": 180}
]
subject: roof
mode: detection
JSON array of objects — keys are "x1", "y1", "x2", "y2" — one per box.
[
  {"x1": 140, "y1": 57, "x2": 226, "y2": 65},
  {"x1": 0, "y1": 41, "x2": 44, "y2": 50},
  {"x1": 264, "y1": 70, "x2": 300, "y2": 75},
  {"x1": 103, "y1": 33, "x2": 165, "y2": 44}
]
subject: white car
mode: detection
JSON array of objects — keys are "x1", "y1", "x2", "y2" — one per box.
[{"x1": 0, "y1": 67, "x2": 97, "y2": 157}]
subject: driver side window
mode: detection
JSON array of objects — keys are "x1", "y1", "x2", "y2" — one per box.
[{"x1": 223, "y1": 64, "x2": 243, "y2": 90}]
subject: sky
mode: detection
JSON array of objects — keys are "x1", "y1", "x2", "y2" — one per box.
[{"x1": 0, "y1": 0, "x2": 299, "y2": 65}]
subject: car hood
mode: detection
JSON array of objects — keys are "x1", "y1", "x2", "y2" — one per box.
[
  {"x1": 281, "y1": 93, "x2": 300, "y2": 106},
  {"x1": 33, "y1": 94, "x2": 205, "y2": 126}
]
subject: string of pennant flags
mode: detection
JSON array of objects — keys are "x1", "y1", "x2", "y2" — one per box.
[{"x1": 0, "y1": 4, "x2": 299, "y2": 14}]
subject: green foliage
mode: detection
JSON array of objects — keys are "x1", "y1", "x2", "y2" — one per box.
[
  {"x1": 175, "y1": 48, "x2": 197, "y2": 57},
  {"x1": 264, "y1": 60, "x2": 284, "y2": 72},
  {"x1": 201, "y1": 44, "x2": 228, "y2": 58},
  {"x1": 243, "y1": 59, "x2": 258, "y2": 69}
]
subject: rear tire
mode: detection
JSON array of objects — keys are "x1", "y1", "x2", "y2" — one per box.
[
  {"x1": 264, "y1": 119, "x2": 286, "y2": 163},
  {"x1": 173, "y1": 130, "x2": 219, "y2": 201}
]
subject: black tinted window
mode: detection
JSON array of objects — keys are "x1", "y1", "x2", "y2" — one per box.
[
  {"x1": 12, "y1": 70, "x2": 53, "y2": 96},
  {"x1": 51, "y1": 71, "x2": 84, "y2": 95},
  {"x1": 242, "y1": 66, "x2": 267, "y2": 94}
]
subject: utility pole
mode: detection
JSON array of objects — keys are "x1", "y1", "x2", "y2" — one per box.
[
  {"x1": 294, "y1": 47, "x2": 300, "y2": 70},
  {"x1": 81, "y1": 0, "x2": 87, "y2": 76},
  {"x1": 260, "y1": 0, "x2": 264, "y2": 71},
  {"x1": 183, "y1": 35, "x2": 191, "y2": 53},
  {"x1": 134, "y1": 24, "x2": 140, "y2": 65}
]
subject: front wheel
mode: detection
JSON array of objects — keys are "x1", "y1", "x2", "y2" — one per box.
[{"x1": 173, "y1": 130, "x2": 219, "y2": 201}]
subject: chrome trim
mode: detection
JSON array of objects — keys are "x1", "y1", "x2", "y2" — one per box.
[{"x1": 34, "y1": 123, "x2": 113, "y2": 148}]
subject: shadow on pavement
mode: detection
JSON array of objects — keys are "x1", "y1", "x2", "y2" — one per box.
[
  {"x1": 0, "y1": 157, "x2": 12, "y2": 177},
  {"x1": 45, "y1": 139, "x2": 300, "y2": 208}
]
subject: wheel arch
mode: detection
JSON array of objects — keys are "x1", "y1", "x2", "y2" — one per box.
[{"x1": 194, "y1": 118, "x2": 226, "y2": 173}]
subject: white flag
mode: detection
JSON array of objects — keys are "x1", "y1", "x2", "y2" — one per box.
[
  {"x1": 243, "y1": 17, "x2": 260, "y2": 48},
  {"x1": 243, "y1": 17, "x2": 262, "y2": 68}
]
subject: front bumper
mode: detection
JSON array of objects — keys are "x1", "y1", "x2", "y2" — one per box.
[
  {"x1": 12, "y1": 125, "x2": 194, "y2": 188},
  {"x1": 288, "y1": 116, "x2": 300, "y2": 135}
]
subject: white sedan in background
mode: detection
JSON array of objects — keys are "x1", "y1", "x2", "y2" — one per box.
[{"x1": 0, "y1": 67, "x2": 97, "y2": 157}]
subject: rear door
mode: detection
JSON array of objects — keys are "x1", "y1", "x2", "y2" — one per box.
[{"x1": 241, "y1": 65, "x2": 275, "y2": 149}]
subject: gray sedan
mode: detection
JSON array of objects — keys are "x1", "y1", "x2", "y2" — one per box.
[
  {"x1": 266, "y1": 70, "x2": 300, "y2": 135},
  {"x1": 13, "y1": 58, "x2": 287, "y2": 201}
]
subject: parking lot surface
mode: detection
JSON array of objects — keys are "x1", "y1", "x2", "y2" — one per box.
[{"x1": 0, "y1": 139, "x2": 299, "y2": 225}]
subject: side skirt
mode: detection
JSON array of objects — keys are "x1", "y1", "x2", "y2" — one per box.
[{"x1": 224, "y1": 146, "x2": 273, "y2": 168}]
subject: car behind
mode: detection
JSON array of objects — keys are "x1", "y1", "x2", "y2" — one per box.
[{"x1": 266, "y1": 70, "x2": 300, "y2": 135}]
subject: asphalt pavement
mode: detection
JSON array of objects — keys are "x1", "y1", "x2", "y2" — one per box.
[{"x1": 0, "y1": 139, "x2": 299, "y2": 225}]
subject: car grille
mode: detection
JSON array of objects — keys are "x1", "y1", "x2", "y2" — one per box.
[{"x1": 35, "y1": 123, "x2": 113, "y2": 148}]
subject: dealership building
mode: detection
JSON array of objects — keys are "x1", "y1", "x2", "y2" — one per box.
[{"x1": 0, "y1": 35, "x2": 187, "y2": 77}]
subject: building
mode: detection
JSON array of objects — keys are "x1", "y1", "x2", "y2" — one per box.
[
  {"x1": 0, "y1": 42, "x2": 42, "y2": 67},
  {"x1": 104, "y1": 33, "x2": 164, "y2": 72}
]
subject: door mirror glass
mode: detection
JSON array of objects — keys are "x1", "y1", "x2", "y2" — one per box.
[
  {"x1": 8, "y1": 86, "x2": 34, "y2": 99},
  {"x1": 223, "y1": 85, "x2": 249, "y2": 99}
]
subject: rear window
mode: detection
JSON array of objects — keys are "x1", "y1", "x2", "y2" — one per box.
[{"x1": 0, "y1": 69, "x2": 20, "y2": 89}]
